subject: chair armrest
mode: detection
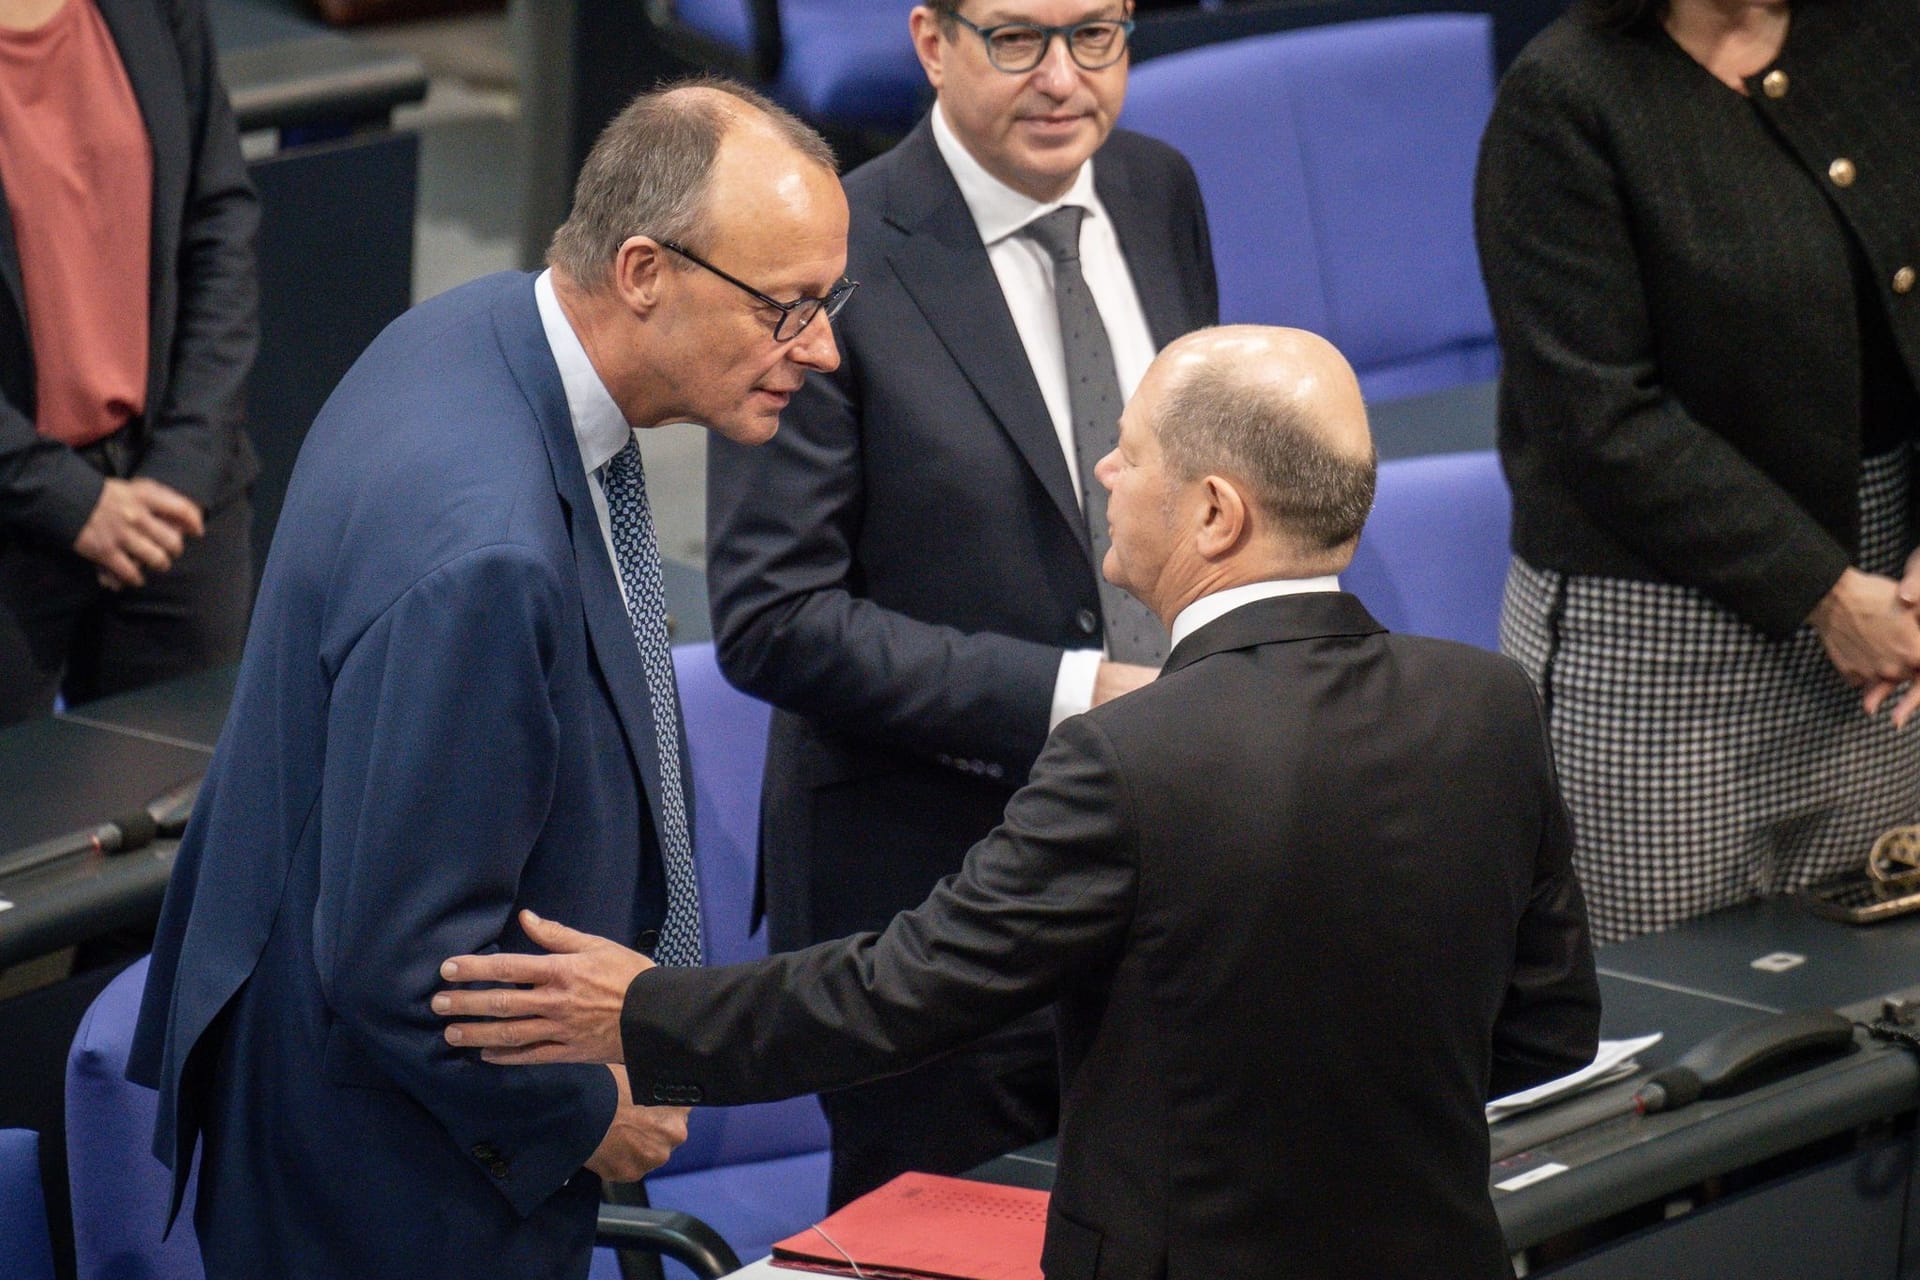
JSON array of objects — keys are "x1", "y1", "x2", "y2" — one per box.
[{"x1": 594, "y1": 1204, "x2": 744, "y2": 1279}]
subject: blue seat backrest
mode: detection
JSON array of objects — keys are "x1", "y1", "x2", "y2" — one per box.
[
  {"x1": 774, "y1": 0, "x2": 927, "y2": 131},
  {"x1": 1340, "y1": 450, "x2": 1511, "y2": 651},
  {"x1": 673, "y1": 0, "x2": 756, "y2": 53},
  {"x1": 1122, "y1": 15, "x2": 1500, "y2": 400},
  {"x1": 0, "y1": 1129, "x2": 56, "y2": 1280},
  {"x1": 642, "y1": 644, "x2": 829, "y2": 1279},
  {"x1": 66, "y1": 955, "x2": 206, "y2": 1280}
]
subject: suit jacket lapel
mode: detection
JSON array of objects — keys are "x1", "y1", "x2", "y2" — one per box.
[
  {"x1": 880, "y1": 123, "x2": 1091, "y2": 557},
  {"x1": 1095, "y1": 140, "x2": 1193, "y2": 350},
  {"x1": 490, "y1": 278, "x2": 673, "y2": 847},
  {"x1": 1164, "y1": 592, "x2": 1387, "y2": 676}
]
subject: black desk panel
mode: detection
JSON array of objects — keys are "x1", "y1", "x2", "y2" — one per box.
[
  {"x1": 1368, "y1": 377, "x2": 1497, "y2": 461},
  {"x1": 58, "y1": 665, "x2": 236, "y2": 753},
  {"x1": 1597, "y1": 895, "x2": 1920, "y2": 1016},
  {"x1": 0, "y1": 717, "x2": 210, "y2": 851},
  {"x1": 0, "y1": 718, "x2": 209, "y2": 970},
  {"x1": 967, "y1": 903, "x2": 1920, "y2": 1276}
]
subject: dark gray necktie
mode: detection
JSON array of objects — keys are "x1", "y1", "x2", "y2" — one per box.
[
  {"x1": 1022, "y1": 206, "x2": 1167, "y2": 665},
  {"x1": 602, "y1": 437, "x2": 703, "y2": 967}
]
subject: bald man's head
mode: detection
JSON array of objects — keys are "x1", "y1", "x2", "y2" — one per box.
[
  {"x1": 548, "y1": 76, "x2": 837, "y2": 291},
  {"x1": 1148, "y1": 326, "x2": 1377, "y2": 559}
]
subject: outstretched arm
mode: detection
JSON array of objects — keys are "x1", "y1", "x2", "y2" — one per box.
[{"x1": 437, "y1": 910, "x2": 655, "y2": 1065}]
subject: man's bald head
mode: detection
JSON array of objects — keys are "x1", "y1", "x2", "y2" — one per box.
[
  {"x1": 548, "y1": 76, "x2": 837, "y2": 291},
  {"x1": 1147, "y1": 326, "x2": 1376, "y2": 562}
]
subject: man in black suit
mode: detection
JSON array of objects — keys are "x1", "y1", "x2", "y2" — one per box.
[
  {"x1": 438, "y1": 325, "x2": 1601, "y2": 1279},
  {"x1": 705, "y1": 0, "x2": 1216, "y2": 1204}
]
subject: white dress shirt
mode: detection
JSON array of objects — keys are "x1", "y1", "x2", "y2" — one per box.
[
  {"x1": 931, "y1": 105, "x2": 1160, "y2": 729},
  {"x1": 534, "y1": 269, "x2": 637, "y2": 605},
  {"x1": 1169, "y1": 576, "x2": 1344, "y2": 652}
]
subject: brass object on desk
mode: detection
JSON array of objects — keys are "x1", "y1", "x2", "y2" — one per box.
[{"x1": 1867, "y1": 825, "x2": 1920, "y2": 882}]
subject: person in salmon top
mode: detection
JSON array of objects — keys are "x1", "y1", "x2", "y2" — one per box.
[{"x1": 0, "y1": 0, "x2": 257, "y2": 725}]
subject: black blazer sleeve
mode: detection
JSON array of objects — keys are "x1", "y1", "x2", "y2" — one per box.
[
  {"x1": 1489, "y1": 683, "x2": 1601, "y2": 1097},
  {"x1": 619, "y1": 714, "x2": 1138, "y2": 1102},
  {"x1": 706, "y1": 336, "x2": 1068, "y2": 774},
  {"x1": 1476, "y1": 51, "x2": 1851, "y2": 635},
  {"x1": 134, "y1": 0, "x2": 258, "y2": 510}
]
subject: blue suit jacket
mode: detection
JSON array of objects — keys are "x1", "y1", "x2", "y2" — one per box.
[{"x1": 129, "y1": 273, "x2": 677, "y2": 1277}]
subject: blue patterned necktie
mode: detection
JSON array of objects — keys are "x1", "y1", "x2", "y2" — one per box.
[{"x1": 601, "y1": 436, "x2": 702, "y2": 967}]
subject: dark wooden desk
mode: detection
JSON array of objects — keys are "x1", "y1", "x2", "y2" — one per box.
[
  {"x1": 968, "y1": 898, "x2": 1920, "y2": 1278},
  {"x1": 0, "y1": 670, "x2": 235, "y2": 1280}
]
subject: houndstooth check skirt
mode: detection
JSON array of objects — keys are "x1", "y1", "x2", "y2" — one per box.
[{"x1": 1502, "y1": 448, "x2": 1920, "y2": 943}]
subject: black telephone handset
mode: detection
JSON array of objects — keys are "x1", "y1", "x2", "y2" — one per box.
[{"x1": 1633, "y1": 1010, "x2": 1856, "y2": 1114}]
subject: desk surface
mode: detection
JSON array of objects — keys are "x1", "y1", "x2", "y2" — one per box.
[
  {"x1": 1369, "y1": 378, "x2": 1496, "y2": 461},
  {"x1": 208, "y1": 0, "x2": 428, "y2": 134},
  {"x1": 962, "y1": 897, "x2": 1920, "y2": 1254},
  {"x1": 0, "y1": 670, "x2": 235, "y2": 968},
  {"x1": 57, "y1": 666, "x2": 236, "y2": 754}
]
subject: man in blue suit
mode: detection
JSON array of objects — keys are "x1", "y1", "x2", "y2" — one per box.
[{"x1": 127, "y1": 80, "x2": 849, "y2": 1278}]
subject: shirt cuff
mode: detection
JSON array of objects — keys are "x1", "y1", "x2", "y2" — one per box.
[{"x1": 1051, "y1": 649, "x2": 1105, "y2": 731}]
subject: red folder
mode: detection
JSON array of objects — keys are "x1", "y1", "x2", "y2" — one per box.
[{"x1": 770, "y1": 1171, "x2": 1048, "y2": 1280}]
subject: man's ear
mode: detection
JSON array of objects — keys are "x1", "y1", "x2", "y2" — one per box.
[
  {"x1": 612, "y1": 236, "x2": 670, "y2": 317},
  {"x1": 909, "y1": 7, "x2": 948, "y2": 93},
  {"x1": 1195, "y1": 474, "x2": 1250, "y2": 561}
]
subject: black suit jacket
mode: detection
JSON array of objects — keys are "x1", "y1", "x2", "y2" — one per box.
[
  {"x1": 0, "y1": 0, "x2": 257, "y2": 550},
  {"x1": 625, "y1": 593, "x2": 1600, "y2": 1280},
  {"x1": 706, "y1": 119, "x2": 1217, "y2": 950},
  {"x1": 1476, "y1": 0, "x2": 1920, "y2": 637}
]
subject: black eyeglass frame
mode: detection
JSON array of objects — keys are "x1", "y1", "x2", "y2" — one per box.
[
  {"x1": 947, "y1": 13, "x2": 1137, "y2": 73},
  {"x1": 658, "y1": 239, "x2": 857, "y2": 342}
]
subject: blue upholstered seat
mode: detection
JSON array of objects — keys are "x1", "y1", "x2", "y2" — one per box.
[
  {"x1": 66, "y1": 955, "x2": 204, "y2": 1280},
  {"x1": 663, "y1": 0, "x2": 928, "y2": 132},
  {"x1": 0, "y1": 1128, "x2": 56, "y2": 1280},
  {"x1": 607, "y1": 643, "x2": 829, "y2": 1278},
  {"x1": 1122, "y1": 15, "x2": 1501, "y2": 401},
  {"x1": 1340, "y1": 450, "x2": 1512, "y2": 652}
]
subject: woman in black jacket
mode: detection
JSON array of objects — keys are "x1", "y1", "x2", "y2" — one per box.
[
  {"x1": 1477, "y1": 0, "x2": 1920, "y2": 940},
  {"x1": 0, "y1": 0, "x2": 257, "y2": 725}
]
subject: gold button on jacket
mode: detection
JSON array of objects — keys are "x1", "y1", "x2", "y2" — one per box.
[
  {"x1": 1829, "y1": 157, "x2": 1857, "y2": 186},
  {"x1": 1762, "y1": 69, "x2": 1789, "y2": 98}
]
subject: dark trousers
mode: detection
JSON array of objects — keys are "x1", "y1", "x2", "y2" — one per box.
[
  {"x1": 819, "y1": 1008, "x2": 1060, "y2": 1209},
  {"x1": 0, "y1": 493, "x2": 251, "y2": 726}
]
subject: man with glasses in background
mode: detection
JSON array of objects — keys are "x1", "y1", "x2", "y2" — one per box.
[
  {"x1": 130, "y1": 80, "x2": 849, "y2": 1278},
  {"x1": 706, "y1": 0, "x2": 1215, "y2": 1207}
]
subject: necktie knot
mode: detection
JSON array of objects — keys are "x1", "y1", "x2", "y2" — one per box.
[{"x1": 1022, "y1": 205, "x2": 1087, "y2": 264}]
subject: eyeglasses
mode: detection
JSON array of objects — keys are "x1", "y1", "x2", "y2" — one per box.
[
  {"x1": 949, "y1": 14, "x2": 1136, "y2": 73},
  {"x1": 658, "y1": 240, "x2": 857, "y2": 341}
]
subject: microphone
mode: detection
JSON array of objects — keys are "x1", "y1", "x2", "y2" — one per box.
[
  {"x1": 1632, "y1": 1009, "x2": 1854, "y2": 1116},
  {"x1": 0, "y1": 775, "x2": 203, "y2": 883}
]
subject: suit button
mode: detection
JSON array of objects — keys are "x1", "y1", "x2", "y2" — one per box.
[
  {"x1": 1075, "y1": 608, "x2": 1098, "y2": 636},
  {"x1": 471, "y1": 1143, "x2": 500, "y2": 1162},
  {"x1": 651, "y1": 1083, "x2": 704, "y2": 1104},
  {"x1": 637, "y1": 929, "x2": 660, "y2": 953},
  {"x1": 489, "y1": 1160, "x2": 511, "y2": 1179},
  {"x1": 1896, "y1": 267, "x2": 1916, "y2": 295},
  {"x1": 1828, "y1": 157, "x2": 1856, "y2": 187},
  {"x1": 1760, "y1": 69, "x2": 1787, "y2": 98},
  {"x1": 987, "y1": 764, "x2": 1006, "y2": 781}
]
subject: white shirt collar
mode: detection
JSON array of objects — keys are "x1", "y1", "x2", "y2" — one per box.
[
  {"x1": 1169, "y1": 577, "x2": 1343, "y2": 652},
  {"x1": 534, "y1": 269, "x2": 632, "y2": 476},
  {"x1": 931, "y1": 100, "x2": 1104, "y2": 247}
]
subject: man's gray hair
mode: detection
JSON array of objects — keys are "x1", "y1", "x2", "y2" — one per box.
[
  {"x1": 1155, "y1": 362, "x2": 1377, "y2": 550},
  {"x1": 547, "y1": 75, "x2": 836, "y2": 289}
]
